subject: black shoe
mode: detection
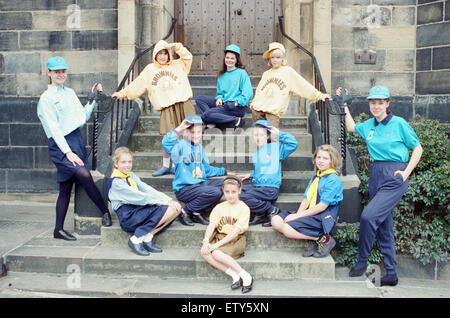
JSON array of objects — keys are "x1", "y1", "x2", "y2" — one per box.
[
  {"x1": 179, "y1": 212, "x2": 194, "y2": 226},
  {"x1": 242, "y1": 277, "x2": 254, "y2": 294},
  {"x1": 102, "y1": 212, "x2": 112, "y2": 227},
  {"x1": 143, "y1": 240, "x2": 163, "y2": 253},
  {"x1": 249, "y1": 213, "x2": 267, "y2": 226},
  {"x1": 128, "y1": 239, "x2": 149, "y2": 256},
  {"x1": 191, "y1": 213, "x2": 209, "y2": 225},
  {"x1": 262, "y1": 207, "x2": 280, "y2": 227},
  {"x1": 302, "y1": 240, "x2": 318, "y2": 257},
  {"x1": 349, "y1": 262, "x2": 368, "y2": 277},
  {"x1": 313, "y1": 236, "x2": 336, "y2": 258},
  {"x1": 231, "y1": 278, "x2": 243, "y2": 290},
  {"x1": 233, "y1": 118, "x2": 245, "y2": 135},
  {"x1": 53, "y1": 229, "x2": 76, "y2": 241},
  {"x1": 379, "y1": 274, "x2": 398, "y2": 287}
]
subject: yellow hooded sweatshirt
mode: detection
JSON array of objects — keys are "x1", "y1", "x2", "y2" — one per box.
[
  {"x1": 116, "y1": 40, "x2": 193, "y2": 111},
  {"x1": 250, "y1": 65, "x2": 325, "y2": 117}
]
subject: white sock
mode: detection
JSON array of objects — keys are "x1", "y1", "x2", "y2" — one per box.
[
  {"x1": 130, "y1": 235, "x2": 144, "y2": 244},
  {"x1": 163, "y1": 157, "x2": 171, "y2": 168},
  {"x1": 238, "y1": 269, "x2": 252, "y2": 286},
  {"x1": 226, "y1": 268, "x2": 240, "y2": 283},
  {"x1": 143, "y1": 233, "x2": 154, "y2": 243}
]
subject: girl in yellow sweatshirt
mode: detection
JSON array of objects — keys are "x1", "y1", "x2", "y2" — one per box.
[
  {"x1": 250, "y1": 42, "x2": 330, "y2": 128},
  {"x1": 112, "y1": 40, "x2": 196, "y2": 176}
]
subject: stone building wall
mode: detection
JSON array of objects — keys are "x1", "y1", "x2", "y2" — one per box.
[
  {"x1": 0, "y1": 0, "x2": 118, "y2": 192},
  {"x1": 331, "y1": 0, "x2": 449, "y2": 122}
]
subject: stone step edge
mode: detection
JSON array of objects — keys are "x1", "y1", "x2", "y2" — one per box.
[
  {"x1": 5, "y1": 246, "x2": 335, "y2": 281},
  {"x1": 6, "y1": 246, "x2": 334, "y2": 267},
  {"x1": 131, "y1": 130, "x2": 312, "y2": 137},
  {"x1": 2, "y1": 272, "x2": 379, "y2": 298}
]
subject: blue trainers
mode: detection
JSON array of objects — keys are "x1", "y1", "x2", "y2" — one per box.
[
  {"x1": 128, "y1": 238, "x2": 150, "y2": 256},
  {"x1": 152, "y1": 166, "x2": 171, "y2": 177},
  {"x1": 143, "y1": 240, "x2": 163, "y2": 253}
]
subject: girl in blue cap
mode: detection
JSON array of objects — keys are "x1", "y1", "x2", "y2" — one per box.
[
  {"x1": 342, "y1": 85, "x2": 423, "y2": 286},
  {"x1": 195, "y1": 44, "x2": 253, "y2": 133},
  {"x1": 271, "y1": 144, "x2": 343, "y2": 258},
  {"x1": 37, "y1": 56, "x2": 112, "y2": 241},
  {"x1": 162, "y1": 115, "x2": 236, "y2": 226},
  {"x1": 239, "y1": 120, "x2": 298, "y2": 226}
]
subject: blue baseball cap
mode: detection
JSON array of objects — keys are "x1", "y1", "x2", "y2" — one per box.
[
  {"x1": 184, "y1": 115, "x2": 203, "y2": 126},
  {"x1": 367, "y1": 85, "x2": 390, "y2": 100},
  {"x1": 46, "y1": 56, "x2": 69, "y2": 70},
  {"x1": 225, "y1": 44, "x2": 241, "y2": 55},
  {"x1": 253, "y1": 120, "x2": 272, "y2": 134}
]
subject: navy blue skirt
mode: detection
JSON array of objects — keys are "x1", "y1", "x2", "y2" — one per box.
[
  {"x1": 278, "y1": 210, "x2": 325, "y2": 238},
  {"x1": 48, "y1": 128, "x2": 89, "y2": 183},
  {"x1": 116, "y1": 204, "x2": 169, "y2": 238}
]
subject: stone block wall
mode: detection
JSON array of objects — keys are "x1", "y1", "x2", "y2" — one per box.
[
  {"x1": 0, "y1": 0, "x2": 118, "y2": 193},
  {"x1": 415, "y1": 0, "x2": 450, "y2": 119},
  {"x1": 331, "y1": 0, "x2": 449, "y2": 122}
]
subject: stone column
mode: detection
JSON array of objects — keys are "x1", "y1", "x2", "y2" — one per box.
[
  {"x1": 117, "y1": 0, "x2": 138, "y2": 83},
  {"x1": 313, "y1": 0, "x2": 331, "y2": 92},
  {"x1": 282, "y1": 0, "x2": 314, "y2": 114}
]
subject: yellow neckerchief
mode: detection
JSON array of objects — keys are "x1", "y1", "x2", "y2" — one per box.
[
  {"x1": 111, "y1": 168, "x2": 138, "y2": 190},
  {"x1": 305, "y1": 168, "x2": 338, "y2": 209}
]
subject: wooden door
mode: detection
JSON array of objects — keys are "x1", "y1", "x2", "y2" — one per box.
[
  {"x1": 229, "y1": 0, "x2": 281, "y2": 74},
  {"x1": 175, "y1": 0, "x2": 281, "y2": 75}
]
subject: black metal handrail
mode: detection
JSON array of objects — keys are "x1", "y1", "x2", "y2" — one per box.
[
  {"x1": 278, "y1": 16, "x2": 347, "y2": 175},
  {"x1": 91, "y1": 18, "x2": 177, "y2": 170}
]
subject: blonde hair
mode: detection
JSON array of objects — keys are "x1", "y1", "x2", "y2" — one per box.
[
  {"x1": 312, "y1": 144, "x2": 342, "y2": 169},
  {"x1": 268, "y1": 49, "x2": 287, "y2": 67},
  {"x1": 222, "y1": 176, "x2": 242, "y2": 189},
  {"x1": 113, "y1": 146, "x2": 133, "y2": 166}
]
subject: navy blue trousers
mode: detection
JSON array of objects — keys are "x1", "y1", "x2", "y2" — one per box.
[
  {"x1": 358, "y1": 161, "x2": 409, "y2": 274},
  {"x1": 195, "y1": 95, "x2": 245, "y2": 126},
  {"x1": 239, "y1": 184, "x2": 279, "y2": 215},
  {"x1": 175, "y1": 178, "x2": 224, "y2": 215}
]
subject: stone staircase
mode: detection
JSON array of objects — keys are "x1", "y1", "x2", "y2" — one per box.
[
  {"x1": 98, "y1": 74, "x2": 335, "y2": 281},
  {"x1": 3, "y1": 75, "x2": 338, "y2": 284}
]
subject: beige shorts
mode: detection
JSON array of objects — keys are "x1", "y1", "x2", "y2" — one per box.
[{"x1": 209, "y1": 230, "x2": 246, "y2": 259}]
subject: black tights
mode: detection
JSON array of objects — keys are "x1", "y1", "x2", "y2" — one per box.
[{"x1": 55, "y1": 167, "x2": 108, "y2": 231}]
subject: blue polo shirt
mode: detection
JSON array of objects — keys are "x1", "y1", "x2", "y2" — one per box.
[
  {"x1": 355, "y1": 113, "x2": 420, "y2": 162},
  {"x1": 303, "y1": 173, "x2": 343, "y2": 206}
]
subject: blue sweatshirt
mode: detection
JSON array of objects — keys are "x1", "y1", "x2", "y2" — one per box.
[
  {"x1": 216, "y1": 68, "x2": 253, "y2": 106},
  {"x1": 162, "y1": 130, "x2": 227, "y2": 192},
  {"x1": 250, "y1": 131, "x2": 298, "y2": 188}
]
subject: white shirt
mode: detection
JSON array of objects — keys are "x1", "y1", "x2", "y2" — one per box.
[{"x1": 37, "y1": 85, "x2": 95, "y2": 154}]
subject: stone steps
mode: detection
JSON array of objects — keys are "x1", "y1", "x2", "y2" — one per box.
[
  {"x1": 136, "y1": 114, "x2": 308, "y2": 132},
  {"x1": 130, "y1": 129, "x2": 312, "y2": 154},
  {"x1": 102, "y1": 214, "x2": 307, "y2": 249},
  {"x1": 0, "y1": 271, "x2": 385, "y2": 298},
  {"x1": 132, "y1": 170, "x2": 315, "y2": 193},
  {"x1": 4, "y1": 227, "x2": 335, "y2": 281},
  {"x1": 131, "y1": 150, "x2": 315, "y2": 172}
]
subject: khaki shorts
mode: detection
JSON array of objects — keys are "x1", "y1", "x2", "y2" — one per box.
[
  {"x1": 159, "y1": 100, "x2": 195, "y2": 135},
  {"x1": 209, "y1": 230, "x2": 246, "y2": 259},
  {"x1": 251, "y1": 109, "x2": 280, "y2": 128}
]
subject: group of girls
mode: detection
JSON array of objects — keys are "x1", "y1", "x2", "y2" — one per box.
[{"x1": 38, "y1": 39, "x2": 422, "y2": 293}]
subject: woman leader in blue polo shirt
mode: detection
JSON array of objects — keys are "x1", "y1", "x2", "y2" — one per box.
[{"x1": 343, "y1": 85, "x2": 423, "y2": 286}]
